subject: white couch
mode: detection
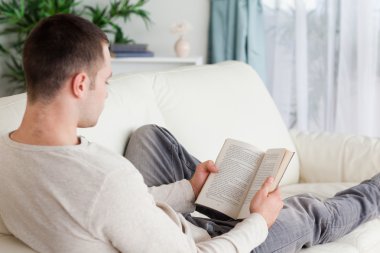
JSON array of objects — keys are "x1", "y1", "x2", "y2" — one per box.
[{"x1": 0, "y1": 61, "x2": 379, "y2": 252}]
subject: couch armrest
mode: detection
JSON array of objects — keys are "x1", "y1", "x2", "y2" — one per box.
[{"x1": 290, "y1": 130, "x2": 380, "y2": 183}]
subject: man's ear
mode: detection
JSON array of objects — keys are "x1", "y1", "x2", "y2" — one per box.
[{"x1": 71, "y1": 72, "x2": 89, "y2": 98}]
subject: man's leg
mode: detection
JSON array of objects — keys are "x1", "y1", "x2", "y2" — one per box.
[
  {"x1": 125, "y1": 124, "x2": 198, "y2": 186},
  {"x1": 124, "y1": 124, "x2": 237, "y2": 237},
  {"x1": 253, "y1": 173, "x2": 380, "y2": 253}
]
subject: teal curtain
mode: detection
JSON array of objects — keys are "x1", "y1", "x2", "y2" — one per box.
[{"x1": 208, "y1": 0, "x2": 266, "y2": 82}]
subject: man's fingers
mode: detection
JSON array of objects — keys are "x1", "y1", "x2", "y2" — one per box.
[
  {"x1": 260, "y1": 177, "x2": 274, "y2": 196},
  {"x1": 203, "y1": 160, "x2": 218, "y2": 173}
]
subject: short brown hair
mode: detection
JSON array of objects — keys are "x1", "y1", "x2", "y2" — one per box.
[{"x1": 23, "y1": 14, "x2": 109, "y2": 102}]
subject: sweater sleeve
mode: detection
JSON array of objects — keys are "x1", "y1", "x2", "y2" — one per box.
[
  {"x1": 148, "y1": 179, "x2": 196, "y2": 213},
  {"x1": 88, "y1": 169, "x2": 196, "y2": 252},
  {"x1": 88, "y1": 168, "x2": 268, "y2": 253}
]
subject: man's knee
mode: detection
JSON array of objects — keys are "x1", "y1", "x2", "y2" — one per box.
[
  {"x1": 129, "y1": 124, "x2": 177, "y2": 149},
  {"x1": 128, "y1": 124, "x2": 166, "y2": 149},
  {"x1": 130, "y1": 124, "x2": 160, "y2": 143},
  {"x1": 125, "y1": 124, "x2": 178, "y2": 186}
]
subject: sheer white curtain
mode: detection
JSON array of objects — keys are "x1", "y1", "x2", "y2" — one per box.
[{"x1": 262, "y1": 0, "x2": 380, "y2": 137}]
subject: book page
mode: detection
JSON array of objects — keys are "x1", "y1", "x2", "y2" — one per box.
[
  {"x1": 238, "y1": 149, "x2": 286, "y2": 219},
  {"x1": 271, "y1": 150, "x2": 294, "y2": 190},
  {"x1": 195, "y1": 139, "x2": 265, "y2": 219}
]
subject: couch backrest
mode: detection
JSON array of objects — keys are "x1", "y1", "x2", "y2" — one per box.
[
  {"x1": 0, "y1": 93, "x2": 27, "y2": 137},
  {"x1": 149, "y1": 61, "x2": 299, "y2": 185},
  {"x1": 0, "y1": 61, "x2": 300, "y2": 234},
  {"x1": 77, "y1": 73, "x2": 166, "y2": 154},
  {"x1": 0, "y1": 61, "x2": 299, "y2": 182}
]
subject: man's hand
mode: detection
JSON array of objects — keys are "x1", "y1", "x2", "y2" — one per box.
[
  {"x1": 250, "y1": 177, "x2": 284, "y2": 228},
  {"x1": 189, "y1": 160, "x2": 218, "y2": 198}
]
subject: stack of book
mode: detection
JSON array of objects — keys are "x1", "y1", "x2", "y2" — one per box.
[{"x1": 110, "y1": 43, "x2": 154, "y2": 58}]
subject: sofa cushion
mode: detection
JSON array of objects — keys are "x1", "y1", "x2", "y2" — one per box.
[
  {"x1": 0, "y1": 62, "x2": 299, "y2": 186},
  {"x1": 291, "y1": 131, "x2": 380, "y2": 183},
  {"x1": 78, "y1": 73, "x2": 166, "y2": 154},
  {"x1": 0, "y1": 75, "x2": 166, "y2": 157},
  {"x1": 0, "y1": 93, "x2": 26, "y2": 137},
  {"x1": 151, "y1": 61, "x2": 300, "y2": 186},
  {"x1": 281, "y1": 182, "x2": 357, "y2": 200},
  {"x1": 302, "y1": 218, "x2": 380, "y2": 253}
]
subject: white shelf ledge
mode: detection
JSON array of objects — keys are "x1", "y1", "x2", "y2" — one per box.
[
  {"x1": 111, "y1": 56, "x2": 203, "y2": 64},
  {"x1": 111, "y1": 56, "x2": 203, "y2": 75}
]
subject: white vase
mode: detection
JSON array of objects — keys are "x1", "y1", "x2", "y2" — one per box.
[{"x1": 174, "y1": 35, "x2": 190, "y2": 57}]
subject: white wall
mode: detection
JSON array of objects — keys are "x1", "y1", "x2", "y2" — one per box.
[
  {"x1": 82, "y1": 0, "x2": 210, "y2": 60},
  {"x1": 0, "y1": 0, "x2": 210, "y2": 97}
]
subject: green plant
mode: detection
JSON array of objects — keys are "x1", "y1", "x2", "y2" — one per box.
[
  {"x1": 0, "y1": 0, "x2": 151, "y2": 94},
  {"x1": 0, "y1": 0, "x2": 79, "y2": 92},
  {"x1": 86, "y1": 0, "x2": 150, "y2": 44}
]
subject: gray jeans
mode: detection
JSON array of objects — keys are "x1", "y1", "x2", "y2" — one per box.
[{"x1": 124, "y1": 124, "x2": 380, "y2": 253}]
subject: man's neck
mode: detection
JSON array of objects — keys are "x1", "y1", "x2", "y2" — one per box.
[{"x1": 11, "y1": 101, "x2": 80, "y2": 146}]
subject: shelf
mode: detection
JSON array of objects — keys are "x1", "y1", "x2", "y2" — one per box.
[
  {"x1": 111, "y1": 56, "x2": 203, "y2": 65},
  {"x1": 111, "y1": 56, "x2": 203, "y2": 75}
]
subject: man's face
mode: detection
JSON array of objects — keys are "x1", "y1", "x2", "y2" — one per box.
[{"x1": 78, "y1": 43, "x2": 112, "y2": 128}]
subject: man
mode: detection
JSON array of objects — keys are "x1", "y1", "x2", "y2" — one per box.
[{"x1": 0, "y1": 14, "x2": 378, "y2": 253}]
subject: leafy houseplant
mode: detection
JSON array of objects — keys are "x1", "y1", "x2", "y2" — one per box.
[
  {"x1": 87, "y1": 0, "x2": 150, "y2": 44},
  {"x1": 0, "y1": 0, "x2": 150, "y2": 94}
]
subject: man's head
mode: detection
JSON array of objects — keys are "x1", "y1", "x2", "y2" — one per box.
[
  {"x1": 23, "y1": 14, "x2": 112, "y2": 127},
  {"x1": 23, "y1": 14, "x2": 108, "y2": 102}
]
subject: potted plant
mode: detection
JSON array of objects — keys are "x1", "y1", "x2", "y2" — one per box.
[{"x1": 0, "y1": 0, "x2": 151, "y2": 94}]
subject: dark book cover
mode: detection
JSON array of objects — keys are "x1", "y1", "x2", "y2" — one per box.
[
  {"x1": 112, "y1": 51, "x2": 154, "y2": 58},
  {"x1": 110, "y1": 43, "x2": 148, "y2": 53}
]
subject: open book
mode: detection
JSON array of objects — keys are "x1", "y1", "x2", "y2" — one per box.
[{"x1": 195, "y1": 138, "x2": 294, "y2": 220}]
